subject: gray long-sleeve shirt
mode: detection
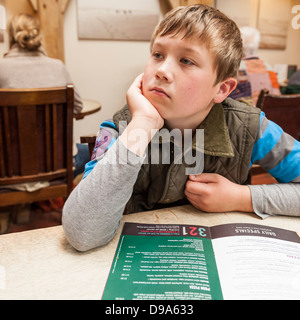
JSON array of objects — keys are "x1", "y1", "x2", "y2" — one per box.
[{"x1": 63, "y1": 130, "x2": 300, "y2": 251}]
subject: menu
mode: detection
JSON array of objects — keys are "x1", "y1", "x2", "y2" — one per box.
[{"x1": 101, "y1": 223, "x2": 300, "y2": 300}]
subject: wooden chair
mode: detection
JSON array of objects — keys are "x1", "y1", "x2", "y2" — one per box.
[
  {"x1": 80, "y1": 134, "x2": 97, "y2": 158},
  {"x1": 256, "y1": 89, "x2": 300, "y2": 140},
  {"x1": 0, "y1": 85, "x2": 74, "y2": 208}
]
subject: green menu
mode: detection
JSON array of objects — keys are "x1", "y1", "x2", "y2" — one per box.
[
  {"x1": 102, "y1": 223, "x2": 222, "y2": 300},
  {"x1": 102, "y1": 222, "x2": 300, "y2": 300}
]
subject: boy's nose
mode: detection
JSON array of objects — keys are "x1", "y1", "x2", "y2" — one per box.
[{"x1": 155, "y1": 61, "x2": 173, "y2": 82}]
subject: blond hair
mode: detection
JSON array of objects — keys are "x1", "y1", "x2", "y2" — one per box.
[
  {"x1": 8, "y1": 13, "x2": 42, "y2": 50},
  {"x1": 150, "y1": 5, "x2": 243, "y2": 85}
]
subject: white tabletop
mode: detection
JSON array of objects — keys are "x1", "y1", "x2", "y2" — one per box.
[
  {"x1": 82, "y1": 99, "x2": 101, "y2": 113},
  {"x1": 0, "y1": 205, "x2": 299, "y2": 300},
  {"x1": 74, "y1": 99, "x2": 101, "y2": 120}
]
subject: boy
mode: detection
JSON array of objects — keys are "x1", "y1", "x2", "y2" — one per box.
[{"x1": 63, "y1": 5, "x2": 300, "y2": 251}]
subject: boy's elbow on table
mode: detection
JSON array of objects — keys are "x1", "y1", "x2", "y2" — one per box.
[
  {"x1": 64, "y1": 229, "x2": 116, "y2": 252},
  {"x1": 62, "y1": 216, "x2": 118, "y2": 252},
  {"x1": 62, "y1": 202, "x2": 119, "y2": 252}
]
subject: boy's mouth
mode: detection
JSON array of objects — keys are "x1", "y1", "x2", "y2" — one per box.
[{"x1": 151, "y1": 87, "x2": 170, "y2": 99}]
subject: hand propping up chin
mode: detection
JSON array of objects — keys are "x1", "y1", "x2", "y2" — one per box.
[{"x1": 126, "y1": 73, "x2": 164, "y2": 131}]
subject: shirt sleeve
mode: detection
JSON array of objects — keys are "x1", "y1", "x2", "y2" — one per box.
[
  {"x1": 249, "y1": 183, "x2": 300, "y2": 219},
  {"x1": 249, "y1": 111, "x2": 300, "y2": 218},
  {"x1": 62, "y1": 121, "x2": 145, "y2": 251},
  {"x1": 250, "y1": 112, "x2": 300, "y2": 182}
]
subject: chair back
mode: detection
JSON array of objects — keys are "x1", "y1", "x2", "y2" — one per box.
[
  {"x1": 256, "y1": 89, "x2": 300, "y2": 140},
  {"x1": 0, "y1": 85, "x2": 74, "y2": 206}
]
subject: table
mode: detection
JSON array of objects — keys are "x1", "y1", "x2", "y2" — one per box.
[
  {"x1": 0, "y1": 205, "x2": 299, "y2": 300},
  {"x1": 73, "y1": 99, "x2": 101, "y2": 120}
]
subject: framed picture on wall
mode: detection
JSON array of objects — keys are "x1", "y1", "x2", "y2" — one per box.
[
  {"x1": 258, "y1": 0, "x2": 290, "y2": 50},
  {"x1": 216, "y1": 0, "x2": 291, "y2": 50},
  {"x1": 77, "y1": 0, "x2": 161, "y2": 41}
]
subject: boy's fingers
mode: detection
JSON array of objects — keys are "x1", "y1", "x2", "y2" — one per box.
[
  {"x1": 189, "y1": 173, "x2": 220, "y2": 183},
  {"x1": 132, "y1": 74, "x2": 143, "y2": 89},
  {"x1": 135, "y1": 73, "x2": 143, "y2": 83},
  {"x1": 185, "y1": 179, "x2": 208, "y2": 196}
]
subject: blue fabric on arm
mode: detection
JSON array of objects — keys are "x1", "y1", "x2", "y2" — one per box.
[
  {"x1": 83, "y1": 160, "x2": 98, "y2": 179},
  {"x1": 251, "y1": 117, "x2": 283, "y2": 164},
  {"x1": 100, "y1": 120, "x2": 117, "y2": 130},
  {"x1": 268, "y1": 140, "x2": 300, "y2": 182},
  {"x1": 250, "y1": 112, "x2": 300, "y2": 183}
]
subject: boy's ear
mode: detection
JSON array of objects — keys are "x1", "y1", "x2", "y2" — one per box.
[{"x1": 213, "y1": 77, "x2": 237, "y2": 103}]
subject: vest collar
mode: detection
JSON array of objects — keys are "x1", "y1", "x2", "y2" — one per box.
[
  {"x1": 194, "y1": 102, "x2": 234, "y2": 158},
  {"x1": 155, "y1": 102, "x2": 234, "y2": 158},
  {"x1": 115, "y1": 102, "x2": 235, "y2": 158}
]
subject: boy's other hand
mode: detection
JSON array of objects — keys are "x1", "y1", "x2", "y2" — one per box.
[
  {"x1": 126, "y1": 74, "x2": 164, "y2": 130},
  {"x1": 185, "y1": 173, "x2": 254, "y2": 213}
]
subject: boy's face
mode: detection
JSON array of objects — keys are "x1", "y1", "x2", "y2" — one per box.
[{"x1": 142, "y1": 33, "x2": 222, "y2": 130}]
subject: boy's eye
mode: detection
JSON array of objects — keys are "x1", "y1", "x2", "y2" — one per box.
[
  {"x1": 153, "y1": 52, "x2": 163, "y2": 59},
  {"x1": 180, "y1": 58, "x2": 194, "y2": 66}
]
